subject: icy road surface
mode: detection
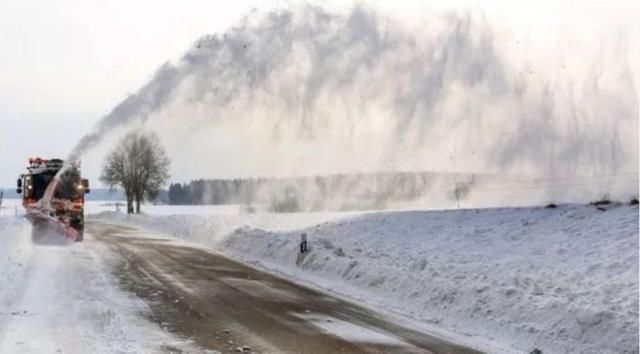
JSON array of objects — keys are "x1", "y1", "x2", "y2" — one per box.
[{"x1": 90, "y1": 222, "x2": 480, "y2": 354}]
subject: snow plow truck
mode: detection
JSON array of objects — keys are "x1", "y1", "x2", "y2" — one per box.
[{"x1": 16, "y1": 158, "x2": 90, "y2": 242}]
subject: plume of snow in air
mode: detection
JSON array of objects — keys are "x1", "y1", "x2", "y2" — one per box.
[{"x1": 65, "y1": 4, "x2": 639, "y2": 207}]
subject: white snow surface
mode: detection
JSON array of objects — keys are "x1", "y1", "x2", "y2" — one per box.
[
  {"x1": 91, "y1": 203, "x2": 639, "y2": 354},
  {"x1": 0, "y1": 215, "x2": 208, "y2": 354}
]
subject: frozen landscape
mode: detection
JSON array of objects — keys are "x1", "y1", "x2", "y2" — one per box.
[
  {"x1": 1, "y1": 195, "x2": 638, "y2": 353},
  {"x1": 88, "y1": 201, "x2": 639, "y2": 354},
  {"x1": 0, "y1": 0, "x2": 638, "y2": 353}
]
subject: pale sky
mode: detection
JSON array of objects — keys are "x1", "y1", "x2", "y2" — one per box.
[
  {"x1": 0, "y1": 0, "x2": 270, "y2": 187},
  {"x1": 0, "y1": 0, "x2": 637, "y2": 187}
]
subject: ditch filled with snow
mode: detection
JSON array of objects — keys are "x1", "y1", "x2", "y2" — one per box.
[{"x1": 92, "y1": 203, "x2": 639, "y2": 354}]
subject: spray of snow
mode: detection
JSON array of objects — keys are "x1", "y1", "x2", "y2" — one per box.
[{"x1": 60, "y1": 5, "x2": 638, "y2": 206}]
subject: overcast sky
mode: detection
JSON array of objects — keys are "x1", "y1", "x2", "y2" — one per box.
[
  {"x1": 0, "y1": 0, "x2": 267, "y2": 188},
  {"x1": 0, "y1": 0, "x2": 637, "y2": 188}
]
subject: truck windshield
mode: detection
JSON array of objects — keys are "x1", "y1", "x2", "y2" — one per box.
[
  {"x1": 30, "y1": 169, "x2": 81, "y2": 201},
  {"x1": 31, "y1": 173, "x2": 54, "y2": 200}
]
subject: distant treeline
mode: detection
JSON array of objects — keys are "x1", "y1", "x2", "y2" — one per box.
[
  {"x1": 169, "y1": 178, "x2": 262, "y2": 205},
  {"x1": 168, "y1": 172, "x2": 477, "y2": 211}
]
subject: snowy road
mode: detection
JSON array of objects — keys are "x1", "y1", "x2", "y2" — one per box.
[
  {"x1": 90, "y1": 222, "x2": 481, "y2": 354},
  {"x1": 0, "y1": 220, "x2": 203, "y2": 354}
]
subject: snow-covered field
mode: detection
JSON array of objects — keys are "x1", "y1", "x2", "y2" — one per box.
[
  {"x1": 84, "y1": 201, "x2": 244, "y2": 216},
  {"x1": 0, "y1": 199, "x2": 22, "y2": 218},
  {"x1": 92, "y1": 202, "x2": 639, "y2": 354},
  {"x1": 0, "y1": 215, "x2": 208, "y2": 353}
]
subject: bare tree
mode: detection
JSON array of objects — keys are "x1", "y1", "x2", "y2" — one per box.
[{"x1": 100, "y1": 131, "x2": 170, "y2": 214}]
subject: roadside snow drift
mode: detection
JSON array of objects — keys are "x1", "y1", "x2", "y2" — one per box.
[{"x1": 93, "y1": 203, "x2": 639, "y2": 354}]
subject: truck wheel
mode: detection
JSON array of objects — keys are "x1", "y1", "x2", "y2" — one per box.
[
  {"x1": 71, "y1": 218, "x2": 84, "y2": 242},
  {"x1": 75, "y1": 229, "x2": 84, "y2": 242}
]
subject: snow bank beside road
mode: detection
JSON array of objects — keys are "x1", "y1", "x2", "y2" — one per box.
[
  {"x1": 92, "y1": 204, "x2": 639, "y2": 353},
  {"x1": 91, "y1": 209, "x2": 356, "y2": 244}
]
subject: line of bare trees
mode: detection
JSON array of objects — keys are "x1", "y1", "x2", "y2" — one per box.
[{"x1": 100, "y1": 131, "x2": 170, "y2": 214}]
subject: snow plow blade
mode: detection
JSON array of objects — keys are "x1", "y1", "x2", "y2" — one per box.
[{"x1": 25, "y1": 207, "x2": 78, "y2": 243}]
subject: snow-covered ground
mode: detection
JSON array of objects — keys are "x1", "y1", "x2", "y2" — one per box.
[
  {"x1": 0, "y1": 199, "x2": 22, "y2": 218},
  {"x1": 0, "y1": 215, "x2": 209, "y2": 354},
  {"x1": 92, "y1": 202, "x2": 639, "y2": 354}
]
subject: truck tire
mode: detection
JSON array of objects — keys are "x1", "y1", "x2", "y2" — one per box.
[
  {"x1": 71, "y1": 217, "x2": 84, "y2": 242},
  {"x1": 75, "y1": 228, "x2": 84, "y2": 242}
]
